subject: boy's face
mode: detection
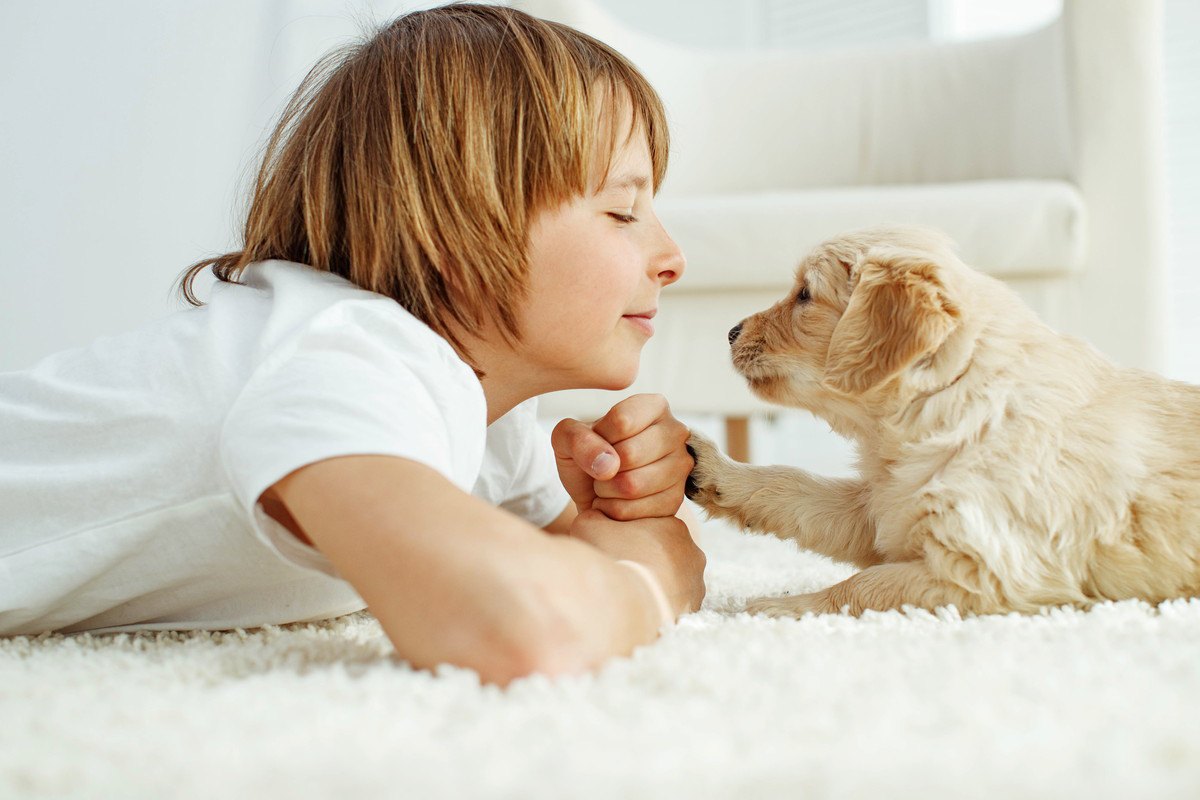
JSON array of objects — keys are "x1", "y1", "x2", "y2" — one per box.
[{"x1": 519, "y1": 128, "x2": 685, "y2": 392}]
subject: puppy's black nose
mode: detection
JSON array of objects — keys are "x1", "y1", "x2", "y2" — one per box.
[{"x1": 728, "y1": 323, "x2": 743, "y2": 345}]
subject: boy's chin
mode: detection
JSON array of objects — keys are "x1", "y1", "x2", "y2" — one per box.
[
  {"x1": 586, "y1": 363, "x2": 640, "y2": 393},
  {"x1": 545, "y1": 354, "x2": 640, "y2": 394}
]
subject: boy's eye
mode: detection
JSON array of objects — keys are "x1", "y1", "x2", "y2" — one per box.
[{"x1": 608, "y1": 212, "x2": 638, "y2": 224}]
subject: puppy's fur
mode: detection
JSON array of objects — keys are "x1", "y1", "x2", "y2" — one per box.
[{"x1": 687, "y1": 225, "x2": 1200, "y2": 617}]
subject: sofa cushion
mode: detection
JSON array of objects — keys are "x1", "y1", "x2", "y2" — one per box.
[{"x1": 657, "y1": 179, "x2": 1086, "y2": 291}]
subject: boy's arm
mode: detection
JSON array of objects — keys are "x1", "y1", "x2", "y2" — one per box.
[{"x1": 266, "y1": 454, "x2": 703, "y2": 686}]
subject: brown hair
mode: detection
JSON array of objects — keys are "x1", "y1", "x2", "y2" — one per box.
[{"x1": 177, "y1": 3, "x2": 669, "y2": 364}]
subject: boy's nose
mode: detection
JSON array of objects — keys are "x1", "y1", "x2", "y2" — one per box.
[{"x1": 654, "y1": 232, "x2": 686, "y2": 286}]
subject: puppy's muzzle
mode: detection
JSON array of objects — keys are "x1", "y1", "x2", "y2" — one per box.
[{"x1": 728, "y1": 322, "x2": 744, "y2": 345}]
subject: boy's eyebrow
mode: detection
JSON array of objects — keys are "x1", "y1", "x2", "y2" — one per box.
[{"x1": 598, "y1": 173, "x2": 649, "y2": 193}]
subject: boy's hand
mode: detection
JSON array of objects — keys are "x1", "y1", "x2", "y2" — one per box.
[
  {"x1": 550, "y1": 394, "x2": 693, "y2": 521},
  {"x1": 568, "y1": 509, "x2": 706, "y2": 616}
]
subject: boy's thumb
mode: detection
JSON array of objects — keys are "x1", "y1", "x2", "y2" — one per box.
[{"x1": 551, "y1": 418, "x2": 621, "y2": 480}]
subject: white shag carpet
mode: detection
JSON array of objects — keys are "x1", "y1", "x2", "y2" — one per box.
[{"x1": 3, "y1": 519, "x2": 1199, "y2": 800}]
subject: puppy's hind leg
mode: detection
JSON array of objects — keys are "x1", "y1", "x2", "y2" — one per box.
[{"x1": 744, "y1": 561, "x2": 980, "y2": 618}]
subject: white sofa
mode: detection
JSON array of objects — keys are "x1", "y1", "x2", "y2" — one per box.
[{"x1": 515, "y1": 0, "x2": 1168, "y2": 449}]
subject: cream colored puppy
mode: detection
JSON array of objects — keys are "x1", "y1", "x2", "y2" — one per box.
[{"x1": 686, "y1": 225, "x2": 1200, "y2": 617}]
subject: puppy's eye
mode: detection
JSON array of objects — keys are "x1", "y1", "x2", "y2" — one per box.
[{"x1": 796, "y1": 286, "x2": 811, "y2": 304}]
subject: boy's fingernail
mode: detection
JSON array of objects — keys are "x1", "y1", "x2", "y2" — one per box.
[{"x1": 590, "y1": 452, "x2": 618, "y2": 477}]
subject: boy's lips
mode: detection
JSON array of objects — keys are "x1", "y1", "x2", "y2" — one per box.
[{"x1": 622, "y1": 308, "x2": 657, "y2": 336}]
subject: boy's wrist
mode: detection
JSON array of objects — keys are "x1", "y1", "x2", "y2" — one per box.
[{"x1": 615, "y1": 559, "x2": 675, "y2": 631}]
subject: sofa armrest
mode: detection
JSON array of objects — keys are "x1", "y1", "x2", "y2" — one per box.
[{"x1": 1064, "y1": 0, "x2": 1168, "y2": 370}]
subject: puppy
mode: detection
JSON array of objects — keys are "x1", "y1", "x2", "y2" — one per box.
[{"x1": 686, "y1": 225, "x2": 1200, "y2": 617}]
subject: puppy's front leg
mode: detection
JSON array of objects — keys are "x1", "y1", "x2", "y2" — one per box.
[{"x1": 686, "y1": 431, "x2": 881, "y2": 568}]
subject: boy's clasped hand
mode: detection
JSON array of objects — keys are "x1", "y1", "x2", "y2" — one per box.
[
  {"x1": 550, "y1": 394, "x2": 705, "y2": 615},
  {"x1": 550, "y1": 392, "x2": 693, "y2": 522}
]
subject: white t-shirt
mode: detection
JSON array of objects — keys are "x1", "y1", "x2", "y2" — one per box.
[{"x1": 0, "y1": 261, "x2": 570, "y2": 635}]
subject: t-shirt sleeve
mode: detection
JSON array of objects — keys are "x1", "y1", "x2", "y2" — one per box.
[
  {"x1": 219, "y1": 300, "x2": 486, "y2": 573},
  {"x1": 472, "y1": 398, "x2": 572, "y2": 528}
]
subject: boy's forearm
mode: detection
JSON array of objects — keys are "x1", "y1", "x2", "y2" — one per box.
[
  {"x1": 269, "y1": 455, "x2": 668, "y2": 684},
  {"x1": 369, "y1": 535, "x2": 665, "y2": 684}
]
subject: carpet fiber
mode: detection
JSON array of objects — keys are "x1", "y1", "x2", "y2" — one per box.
[{"x1": 3, "y1": 520, "x2": 1199, "y2": 799}]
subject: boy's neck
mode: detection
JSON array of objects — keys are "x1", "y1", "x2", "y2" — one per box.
[
  {"x1": 449, "y1": 324, "x2": 538, "y2": 425},
  {"x1": 478, "y1": 370, "x2": 528, "y2": 425}
]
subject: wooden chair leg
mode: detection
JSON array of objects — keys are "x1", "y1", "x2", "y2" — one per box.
[{"x1": 724, "y1": 416, "x2": 750, "y2": 462}]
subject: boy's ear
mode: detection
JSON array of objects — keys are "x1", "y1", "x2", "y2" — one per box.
[{"x1": 822, "y1": 248, "x2": 960, "y2": 395}]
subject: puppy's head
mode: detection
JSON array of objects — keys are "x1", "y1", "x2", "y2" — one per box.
[{"x1": 730, "y1": 225, "x2": 971, "y2": 409}]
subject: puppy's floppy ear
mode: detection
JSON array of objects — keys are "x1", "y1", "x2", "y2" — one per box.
[{"x1": 823, "y1": 247, "x2": 960, "y2": 395}]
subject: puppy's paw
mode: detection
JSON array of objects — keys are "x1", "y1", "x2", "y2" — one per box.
[
  {"x1": 684, "y1": 430, "x2": 738, "y2": 513},
  {"x1": 744, "y1": 592, "x2": 835, "y2": 618}
]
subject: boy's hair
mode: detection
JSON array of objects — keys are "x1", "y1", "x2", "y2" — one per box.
[{"x1": 178, "y1": 3, "x2": 669, "y2": 363}]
